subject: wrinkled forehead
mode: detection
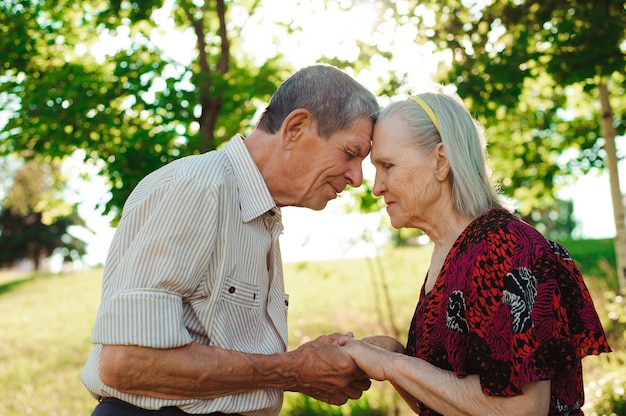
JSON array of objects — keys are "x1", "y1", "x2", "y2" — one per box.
[
  {"x1": 373, "y1": 114, "x2": 404, "y2": 140},
  {"x1": 372, "y1": 116, "x2": 413, "y2": 154},
  {"x1": 344, "y1": 117, "x2": 375, "y2": 156}
]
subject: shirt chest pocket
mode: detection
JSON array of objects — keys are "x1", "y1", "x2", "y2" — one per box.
[
  {"x1": 210, "y1": 275, "x2": 266, "y2": 352},
  {"x1": 221, "y1": 275, "x2": 261, "y2": 308}
]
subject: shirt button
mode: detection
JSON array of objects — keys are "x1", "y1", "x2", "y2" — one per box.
[
  {"x1": 228, "y1": 286, "x2": 236, "y2": 294},
  {"x1": 284, "y1": 299, "x2": 289, "y2": 306}
]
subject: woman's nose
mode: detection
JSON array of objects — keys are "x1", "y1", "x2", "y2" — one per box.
[{"x1": 372, "y1": 174, "x2": 384, "y2": 196}]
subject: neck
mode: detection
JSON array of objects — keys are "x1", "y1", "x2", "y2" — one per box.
[{"x1": 426, "y1": 212, "x2": 475, "y2": 252}]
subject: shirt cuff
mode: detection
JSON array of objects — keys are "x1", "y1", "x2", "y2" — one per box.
[{"x1": 91, "y1": 289, "x2": 193, "y2": 348}]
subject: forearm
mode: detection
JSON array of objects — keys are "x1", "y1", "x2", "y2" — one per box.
[
  {"x1": 100, "y1": 333, "x2": 368, "y2": 404},
  {"x1": 342, "y1": 340, "x2": 549, "y2": 416},
  {"x1": 387, "y1": 354, "x2": 550, "y2": 416},
  {"x1": 101, "y1": 343, "x2": 309, "y2": 400}
]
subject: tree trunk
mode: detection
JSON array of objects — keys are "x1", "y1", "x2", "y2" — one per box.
[
  {"x1": 598, "y1": 82, "x2": 626, "y2": 293},
  {"x1": 188, "y1": 0, "x2": 230, "y2": 154}
]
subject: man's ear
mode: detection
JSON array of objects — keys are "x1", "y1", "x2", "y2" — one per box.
[
  {"x1": 281, "y1": 109, "x2": 314, "y2": 149},
  {"x1": 434, "y1": 142, "x2": 450, "y2": 181}
]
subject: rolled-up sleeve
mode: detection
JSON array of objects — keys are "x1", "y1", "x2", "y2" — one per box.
[{"x1": 92, "y1": 290, "x2": 193, "y2": 348}]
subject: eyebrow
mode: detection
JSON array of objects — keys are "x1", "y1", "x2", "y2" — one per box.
[{"x1": 369, "y1": 153, "x2": 389, "y2": 165}]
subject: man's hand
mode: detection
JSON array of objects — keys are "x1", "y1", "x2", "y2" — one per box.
[
  {"x1": 287, "y1": 333, "x2": 372, "y2": 405},
  {"x1": 297, "y1": 377, "x2": 372, "y2": 405}
]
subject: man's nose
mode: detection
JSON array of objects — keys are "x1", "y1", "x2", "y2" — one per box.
[{"x1": 346, "y1": 163, "x2": 363, "y2": 187}]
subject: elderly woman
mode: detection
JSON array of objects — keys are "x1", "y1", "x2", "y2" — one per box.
[{"x1": 344, "y1": 91, "x2": 611, "y2": 415}]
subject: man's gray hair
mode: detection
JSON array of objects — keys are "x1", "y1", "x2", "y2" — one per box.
[{"x1": 257, "y1": 64, "x2": 379, "y2": 138}]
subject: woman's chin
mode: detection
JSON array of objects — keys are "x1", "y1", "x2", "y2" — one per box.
[{"x1": 389, "y1": 217, "x2": 405, "y2": 229}]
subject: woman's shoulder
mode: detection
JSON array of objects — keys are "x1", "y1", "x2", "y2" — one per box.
[
  {"x1": 462, "y1": 209, "x2": 557, "y2": 263},
  {"x1": 466, "y1": 208, "x2": 543, "y2": 242}
]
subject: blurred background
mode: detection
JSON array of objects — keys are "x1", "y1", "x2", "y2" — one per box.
[{"x1": 0, "y1": 0, "x2": 624, "y2": 415}]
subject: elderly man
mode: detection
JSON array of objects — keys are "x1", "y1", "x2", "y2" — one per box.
[{"x1": 82, "y1": 64, "x2": 381, "y2": 416}]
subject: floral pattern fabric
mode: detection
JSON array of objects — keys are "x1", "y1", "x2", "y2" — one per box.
[{"x1": 405, "y1": 209, "x2": 611, "y2": 415}]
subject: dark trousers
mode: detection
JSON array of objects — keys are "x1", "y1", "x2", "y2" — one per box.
[{"x1": 92, "y1": 397, "x2": 243, "y2": 416}]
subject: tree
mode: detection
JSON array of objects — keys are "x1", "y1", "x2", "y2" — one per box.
[
  {"x1": 407, "y1": 0, "x2": 626, "y2": 290},
  {"x1": 0, "y1": 208, "x2": 87, "y2": 271},
  {"x1": 0, "y1": 161, "x2": 88, "y2": 270},
  {"x1": 4, "y1": 0, "x2": 621, "y2": 273},
  {"x1": 0, "y1": 0, "x2": 289, "y2": 222}
]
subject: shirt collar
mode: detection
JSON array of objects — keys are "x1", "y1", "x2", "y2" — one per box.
[{"x1": 224, "y1": 134, "x2": 279, "y2": 222}]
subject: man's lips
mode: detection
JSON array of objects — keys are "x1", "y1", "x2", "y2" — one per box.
[{"x1": 331, "y1": 183, "x2": 345, "y2": 194}]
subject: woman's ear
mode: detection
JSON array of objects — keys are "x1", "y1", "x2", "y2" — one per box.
[
  {"x1": 434, "y1": 142, "x2": 450, "y2": 181},
  {"x1": 281, "y1": 109, "x2": 314, "y2": 149}
]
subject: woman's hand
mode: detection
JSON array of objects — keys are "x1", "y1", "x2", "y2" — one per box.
[
  {"x1": 341, "y1": 338, "x2": 395, "y2": 381},
  {"x1": 361, "y1": 335, "x2": 405, "y2": 353}
]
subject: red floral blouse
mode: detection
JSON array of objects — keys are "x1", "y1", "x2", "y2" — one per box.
[{"x1": 405, "y1": 209, "x2": 611, "y2": 415}]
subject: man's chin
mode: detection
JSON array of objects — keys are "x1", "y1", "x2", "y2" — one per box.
[
  {"x1": 310, "y1": 202, "x2": 329, "y2": 211},
  {"x1": 308, "y1": 198, "x2": 331, "y2": 211},
  {"x1": 298, "y1": 192, "x2": 336, "y2": 210}
]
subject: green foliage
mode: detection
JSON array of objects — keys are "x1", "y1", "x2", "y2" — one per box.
[
  {"x1": 0, "y1": 0, "x2": 290, "y2": 222},
  {"x1": 284, "y1": 394, "x2": 345, "y2": 416},
  {"x1": 4, "y1": 0, "x2": 622, "y2": 233},
  {"x1": 422, "y1": 0, "x2": 626, "y2": 217}
]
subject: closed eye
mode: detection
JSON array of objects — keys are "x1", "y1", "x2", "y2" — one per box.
[
  {"x1": 349, "y1": 145, "x2": 369, "y2": 160},
  {"x1": 346, "y1": 147, "x2": 368, "y2": 161},
  {"x1": 345, "y1": 150, "x2": 357, "y2": 160}
]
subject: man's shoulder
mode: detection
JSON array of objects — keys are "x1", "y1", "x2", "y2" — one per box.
[{"x1": 173, "y1": 148, "x2": 233, "y2": 182}]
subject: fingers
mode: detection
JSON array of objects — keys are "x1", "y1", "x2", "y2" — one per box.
[
  {"x1": 292, "y1": 338, "x2": 361, "y2": 389},
  {"x1": 362, "y1": 335, "x2": 406, "y2": 353},
  {"x1": 302, "y1": 377, "x2": 372, "y2": 406},
  {"x1": 291, "y1": 334, "x2": 378, "y2": 407},
  {"x1": 340, "y1": 337, "x2": 361, "y2": 355},
  {"x1": 341, "y1": 339, "x2": 391, "y2": 381},
  {"x1": 327, "y1": 392, "x2": 350, "y2": 406},
  {"x1": 322, "y1": 332, "x2": 355, "y2": 346},
  {"x1": 348, "y1": 377, "x2": 372, "y2": 392}
]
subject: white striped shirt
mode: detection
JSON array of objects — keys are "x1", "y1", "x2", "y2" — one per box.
[{"x1": 81, "y1": 135, "x2": 288, "y2": 416}]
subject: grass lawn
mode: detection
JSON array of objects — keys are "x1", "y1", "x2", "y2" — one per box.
[
  {"x1": 0, "y1": 269, "x2": 102, "y2": 415},
  {"x1": 0, "y1": 242, "x2": 621, "y2": 415}
]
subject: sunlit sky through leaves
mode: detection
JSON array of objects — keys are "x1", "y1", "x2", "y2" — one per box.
[{"x1": 27, "y1": 0, "x2": 624, "y2": 268}]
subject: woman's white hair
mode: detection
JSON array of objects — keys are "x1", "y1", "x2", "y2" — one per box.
[{"x1": 378, "y1": 89, "x2": 514, "y2": 218}]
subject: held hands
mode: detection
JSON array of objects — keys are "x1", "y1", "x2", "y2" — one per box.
[
  {"x1": 290, "y1": 332, "x2": 371, "y2": 405},
  {"x1": 342, "y1": 336, "x2": 424, "y2": 413},
  {"x1": 288, "y1": 333, "x2": 405, "y2": 404},
  {"x1": 341, "y1": 335, "x2": 404, "y2": 382}
]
